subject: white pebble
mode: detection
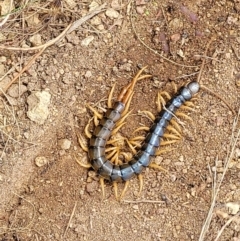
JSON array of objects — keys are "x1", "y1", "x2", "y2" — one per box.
[
  {"x1": 226, "y1": 202, "x2": 240, "y2": 215},
  {"x1": 27, "y1": 91, "x2": 51, "y2": 125},
  {"x1": 81, "y1": 35, "x2": 94, "y2": 46},
  {"x1": 105, "y1": 8, "x2": 119, "y2": 19},
  {"x1": 29, "y1": 34, "x2": 42, "y2": 46},
  {"x1": 35, "y1": 156, "x2": 48, "y2": 167},
  {"x1": 58, "y1": 139, "x2": 71, "y2": 150}
]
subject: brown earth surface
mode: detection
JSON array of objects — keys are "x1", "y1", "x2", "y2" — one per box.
[{"x1": 0, "y1": 0, "x2": 240, "y2": 240}]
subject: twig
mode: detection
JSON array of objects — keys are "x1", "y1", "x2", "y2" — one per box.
[
  {"x1": 0, "y1": 48, "x2": 45, "y2": 94},
  {"x1": 174, "y1": 71, "x2": 199, "y2": 80},
  {"x1": 0, "y1": 62, "x2": 20, "y2": 82},
  {"x1": 214, "y1": 212, "x2": 240, "y2": 241},
  {"x1": 123, "y1": 199, "x2": 165, "y2": 204},
  {"x1": 0, "y1": 25, "x2": 71, "y2": 51},
  {"x1": 63, "y1": 201, "x2": 77, "y2": 238},
  {"x1": 198, "y1": 110, "x2": 240, "y2": 241},
  {"x1": 197, "y1": 37, "x2": 215, "y2": 84},
  {"x1": 196, "y1": 37, "x2": 236, "y2": 115},
  {"x1": 200, "y1": 85, "x2": 236, "y2": 116},
  {"x1": 67, "y1": 3, "x2": 107, "y2": 34},
  {"x1": 194, "y1": 55, "x2": 220, "y2": 62}
]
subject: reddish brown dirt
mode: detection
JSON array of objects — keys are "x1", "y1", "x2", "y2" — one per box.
[{"x1": 0, "y1": 0, "x2": 240, "y2": 240}]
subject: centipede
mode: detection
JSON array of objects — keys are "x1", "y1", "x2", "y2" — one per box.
[{"x1": 77, "y1": 67, "x2": 200, "y2": 199}]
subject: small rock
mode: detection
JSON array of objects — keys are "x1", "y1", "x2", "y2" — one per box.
[
  {"x1": 81, "y1": 35, "x2": 94, "y2": 46},
  {"x1": 105, "y1": 8, "x2": 119, "y2": 18},
  {"x1": 8, "y1": 84, "x2": 27, "y2": 98},
  {"x1": 23, "y1": 132, "x2": 29, "y2": 139},
  {"x1": 27, "y1": 91, "x2": 51, "y2": 124},
  {"x1": 163, "y1": 159, "x2": 171, "y2": 165},
  {"x1": 179, "y1": 155, "x2": 184, "y2": 162},
  {"x1": 132, "y1": 205, "x2": 139, "y2": 210},
  {"x1": 26, "y1": 13, "x2": 40, "y2": 26},
  {"x1": 38, "y1": 208, "x2": 44, "y2": 214},
  {"x1": 29, "y1": 34, "x2": 42, "y2": 46},
  {"x1": 65, "y1": 0, "x2": 77, "y2": 8},
  {"x1": 226, "y1": 202, "x2": 240, "y2": 215},
  {"x1": 97, "y1": 24, "x2": 105, "y2": 31},
  {"x1": 89, "y1": 1, "x2": 99, "y2": 11},
  {"x1": 168, "y1": 18, "x2": 184, "y2": 31},
  {"x1": 170, "y1": 174, "x2": 177, "y2": 182},
  {"x1": 0, "y1": 56, "x2": 7, "y2": 63},
  {"x1": 227, "y1": 16, "x2": 238, "y2": 25},
  {"x1": 90, "y1": 16, "x2": 101, "y2": 25},
  {"x1": 35, "y1": 156, "x2": 48, "y2": 167},
  {"x1": 0, "y1": 64, "x2": 5, "y2": 76},
  {"x1": 155, "y1": 156, "x2": 163, "y2": 165},
  {"x1": 177, "y1": 49, "x2": 185, "y2": 59},
  {"x1": 216, "y1": 210, "x2": 229, "y2": 219},
  {"x1": 66, "y1": 32, "x2": 80, "y2": 45},
  {"x1": 85, "y1": 70, "x2": 92, "y2": 78},
  {"x1": 236, "y1": 80, "x2": 240, "y2": 87},
  {"x1": 136, "y1": 6, "x2": 146, "y2": 14},
  {"x1": 58, "y1": 139, "x2": 71, "y2": 150},
  {"x1": 175, "y1": 162, "x2": 184, "y2": 166},
  {"x1": 171, "y1": 33, "x2": 181, "y2": 42}
]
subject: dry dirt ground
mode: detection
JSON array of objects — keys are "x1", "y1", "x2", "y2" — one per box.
[{"x1": 0, "y1": 0, "x2": 240, "y2": 240}]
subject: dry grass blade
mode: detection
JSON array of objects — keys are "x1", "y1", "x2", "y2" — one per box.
[
  {"x1": 214, "y1": 212, "x2": 240, "y2": 241},
  {"x1": 62, "y1": 201, "x2": 77, "y2": 238},
  {"x1": 123, "y1": 200, "x2": 164, "y2": 204},
  {"x1": 198, "y1": 109, "x2": 240, "y2": 241}
]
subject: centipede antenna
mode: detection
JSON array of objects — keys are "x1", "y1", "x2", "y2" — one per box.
[{"x1": 117, "y1": 66, "x2": 151, "y2": 104}]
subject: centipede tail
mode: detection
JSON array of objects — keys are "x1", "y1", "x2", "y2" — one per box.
[{"x1": 88, "y1": 81, "x2": 200, "y2": 182}]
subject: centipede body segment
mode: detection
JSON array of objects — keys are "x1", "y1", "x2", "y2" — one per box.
[{"x1": 87, "y1": 80, "x2": 200, "y2": 182}]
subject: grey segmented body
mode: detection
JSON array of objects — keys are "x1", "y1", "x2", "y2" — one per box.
[{"x1": 88, "y1": 81, "x2": 200, "y2": 182}]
